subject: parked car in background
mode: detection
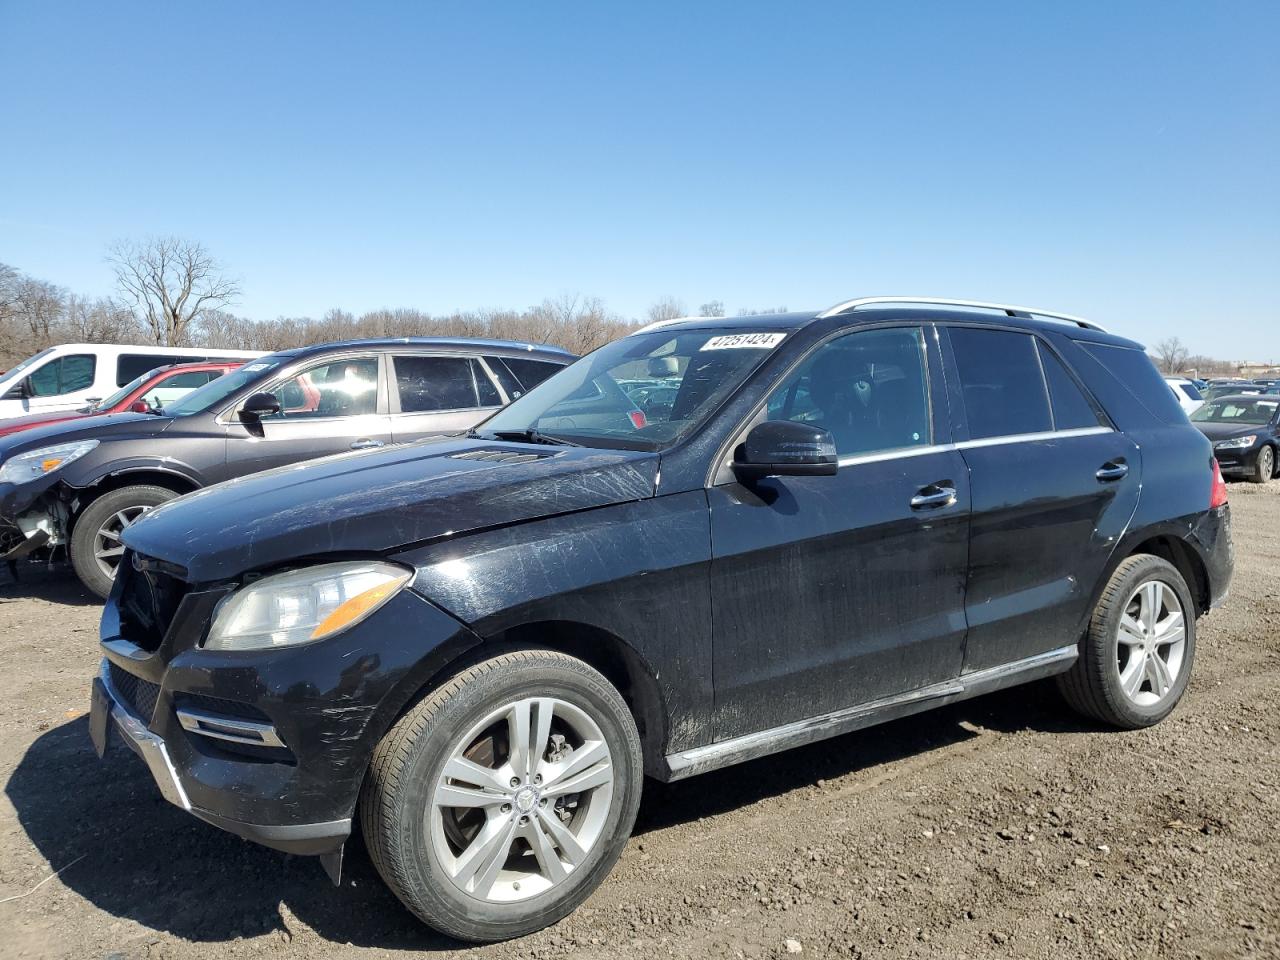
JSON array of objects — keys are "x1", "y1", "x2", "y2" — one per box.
[
  {"x1": 0, "y1": 344, "x2": 263, "y2": 420},
  {"x1": 0, "y1": 338, "x2": 572, "y2": 595},
  {"x1": 1165, "y1": 377, "x2": 1204, "y2": 414},
  {"x1": 1202, "y1": 382, "x2": 1263, "y2": 402},
  {"x1": 0, "y1": 361, "x2": 242, "y2": 438},
  {"x1": 1191, "y1": 393, "x2": 1280, "y2": 484},
  {"x1": 91, "y1": 297, "x2": 1231, "y2": 942}
]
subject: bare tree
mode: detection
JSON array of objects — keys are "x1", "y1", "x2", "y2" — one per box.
[
  {"x1": 109, "y1": 237, "x2": 240, "y2": 346},
  {"x1": 647, "y1": 296, "x2": 685, "y2": 324},
  {"x1": 1153, "y1": 337, "x2": 1190, "y2": 374},
  {"x1": 736, "y1": 305, "x2": 789, "y2": 316},
  {"x1": 698, "y1": 300, "x2": 726, "y2": 317}
]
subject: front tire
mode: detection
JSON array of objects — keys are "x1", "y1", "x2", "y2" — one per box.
[
  {"x1": 1250, "y1": 444, "x2": 1275, "y2": 484},
  {"x1": 70, "y1": 484, "x2": 177, "y2": 598},
  {"x1": 360, "y1": 649, "x2": 643, "y2": 942},
  {"x1": 1058, "y1": 554, "x2": 1196, "y2": 729}
]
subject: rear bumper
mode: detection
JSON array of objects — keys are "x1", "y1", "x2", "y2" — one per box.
[{"x1": 1191, "y1": 505, "x2": 1233, "y2": 610}]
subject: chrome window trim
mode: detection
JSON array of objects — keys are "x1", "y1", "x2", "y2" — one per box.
[
  {"x1": 955, "y1": 425, "x2": 1113, "y2": 450},
  {"x1": 837, "y1": 442, "x2": 958, "y2": 468}
]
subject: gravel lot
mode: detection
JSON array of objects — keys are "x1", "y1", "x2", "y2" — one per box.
[{"x1": 3, "y1": 483, "x2": 1278, "y2": 960}]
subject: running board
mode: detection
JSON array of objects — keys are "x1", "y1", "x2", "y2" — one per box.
[{"x1": 663, "y1": 645, "x2": 1077, "y2": 781}]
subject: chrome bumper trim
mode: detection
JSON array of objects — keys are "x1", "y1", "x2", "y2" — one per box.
[
  {"x1": 177, "y1": 707, "x2": 285, "y2": 748},
  {"x1": 98, "y1": 659, "x2": 191, "y2": 811}
]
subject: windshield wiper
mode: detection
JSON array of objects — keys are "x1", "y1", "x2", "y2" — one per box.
[{"x1": 483, "y1": 428, "x2": 581, "y2": 447}]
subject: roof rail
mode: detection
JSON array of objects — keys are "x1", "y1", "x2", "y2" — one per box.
[
  {"x1": 815, "y1": 296, "x2": 1106, "y2": 332},
  {"x1": 630, "y1": 316, "x2": 722, "y2": 336}
]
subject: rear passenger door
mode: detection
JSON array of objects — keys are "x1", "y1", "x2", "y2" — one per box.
[
  {"x1": 389, "y1": 354, "x2": 505, "y2": 442},
  {"x1": 941, "y1": 326, "x2": 1141, "y2": 673}
]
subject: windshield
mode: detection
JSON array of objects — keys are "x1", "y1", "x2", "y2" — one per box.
[
  {"x1": 476, "y1": 328, "x2": 788, "y2": 450},
  {"x1": 0, "y1": 348, "x2": 55, "y2": 387},
  {"x1": 1191, "y1": 398, "x2": 1278, "y2": 425},
  {"x1": 163, "y1": 356, "x2": 288, "y2": 416},
  {"x1": 95, "y1": 369, "x2": 161, "y2": 410}
]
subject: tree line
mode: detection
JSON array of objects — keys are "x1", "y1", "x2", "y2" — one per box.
[{"x1": 0, "y1": 237, "x2": 789, "y2": 368}]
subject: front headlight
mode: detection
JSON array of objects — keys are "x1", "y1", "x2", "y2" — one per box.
[
  {"x1": 0, "y1": 439, "x2": 99, "y2": 484},
  {"x1": 205, "y1": 561, "x2": 413, "y2": 651},
  {"x1": 1215, "y1": 435, "x2": 1257, "y2": 450}
]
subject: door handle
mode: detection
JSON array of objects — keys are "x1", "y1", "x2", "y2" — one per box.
[
  {"x1": 1095, "y1": 461, "x2": 1129, "y2": 482},
  {"x1": 910, "y1": 484, "x2": 957, "y2": 510},
  {"x1": 350, "y1": 438, "x2": 385, "y2": 450}
]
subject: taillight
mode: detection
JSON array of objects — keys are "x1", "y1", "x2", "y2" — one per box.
[
  {"x1": 1210, "y1": 458, "x2": 1228, "y2": 509},
  {"x1": 628, "y1": 410, "x2": 647, "y2": 429}
]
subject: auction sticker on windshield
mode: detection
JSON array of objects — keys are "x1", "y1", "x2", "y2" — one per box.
[{"x1": 700, "y1": 333, "x2": 786, "y2": 350}]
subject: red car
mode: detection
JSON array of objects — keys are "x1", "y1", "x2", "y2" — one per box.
[{"x1": 0, "y1": 361, "x2": 242, "y2": 437}]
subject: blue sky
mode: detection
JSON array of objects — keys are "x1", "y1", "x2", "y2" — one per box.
[{"x1": 1, "y1": 2, "x2": 1277, "y2": 358}]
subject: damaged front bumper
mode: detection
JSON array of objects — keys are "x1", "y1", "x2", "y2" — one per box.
[
  {"x1": 90, "y1": 656, "x2": 352, "y2": 857},
  {"x1": 0, "y1": 479, "x2": 67, "y2": 561}
]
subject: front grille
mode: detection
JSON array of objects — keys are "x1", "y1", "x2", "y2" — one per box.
[
  {"x1": 108, "y1": 662, "x2": 161, "y2": 723},
  {"x1": 117, "y1": 552, "x2": 191, "y2": 652}
]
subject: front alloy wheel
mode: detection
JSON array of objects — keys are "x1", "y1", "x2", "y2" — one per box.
[
  {"x1": 69, "y1": 484, "x2": 178, "y2": 598},
  {"x1": 430, "y1": 696, "x2": 614, "y2": 902},
  {"x1": 361, "y1": 648, "x2": 642, "y2": 942}
]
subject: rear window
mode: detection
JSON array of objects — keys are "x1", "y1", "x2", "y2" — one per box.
[
  {"x1": 1080, "y1": 343, "x2": 1187, "y2": 423},
  {"x1": 502, "y1": 357, "x2": 563, "y2": 391},
  {"x1": 117, "y1": 353, "x2": 201, "y2": 385}
]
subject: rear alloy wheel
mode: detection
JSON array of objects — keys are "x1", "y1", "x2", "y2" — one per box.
[
  {"x1": 1058, "y1": 554, "x2": 1196, "y2": 728},
  {"x1": 361, "y1": 649, "x2": 642, "y2": 942},
  {"x1": 1251, "y1": 445, "x2": 1274, "y2": 484},
  {"x1": 70, "y1": 484, "x2": 177, "y2": 598}
]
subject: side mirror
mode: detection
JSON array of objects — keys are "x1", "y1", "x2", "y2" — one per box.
[
  {"x1": 239, "y1": 391, "x2": 282, "y2": 421},
  {"x1": 3, "y1": 378, "x2": 31, "y2": 401},
  {"x1": 128, "y1": 400, "x2": 150, "y2": 413},
  {"x1": 733, "y1": 420, "x2": 838, "y2": 481}
]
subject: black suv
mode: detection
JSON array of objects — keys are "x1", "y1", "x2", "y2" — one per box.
[
  {"x1": 0, "y1": 338, "x2": 571, "y2": 596},
  {"x1": 90, "y1": 299, "x2": 1232, "y2": 942}
]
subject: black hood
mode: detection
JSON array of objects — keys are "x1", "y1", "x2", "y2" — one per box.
[
  {"x1": 1193, "y1": 421, "x2": 1266, "y2": 443},
  {"x1": 0, "y1": 411, "x2": 171, "y2": 454},
  {"x1": 122, "y1": 438, "x2": 660, "y2": 581}
]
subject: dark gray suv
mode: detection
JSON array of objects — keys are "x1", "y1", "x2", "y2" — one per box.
[{"x1": 0, "y1": 337, "x2": 573, "y2": 596}]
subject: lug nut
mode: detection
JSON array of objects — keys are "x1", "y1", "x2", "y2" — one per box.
[
  {"x1": 539, "y1": 798, "x2": 548, "y2": 807},
  {"x1": 510, "y1": 776, "x2": 520, "y2": 787},
  {"x1": 534, "y1": 774, "x2": 543, "y2": 784},
  {"x1": 519, "y1": 815, "x2": 529, "y2": 825},
  {"x1": 501, "y1": 803, "x2": 511, "y2": 813}
]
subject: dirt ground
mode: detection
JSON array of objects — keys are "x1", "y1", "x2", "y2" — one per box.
[{"x1": 2, "y1": 484, "x2": 1278, "y2": 960}]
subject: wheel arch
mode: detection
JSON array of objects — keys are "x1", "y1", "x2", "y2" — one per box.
[
  {"x1": 1115, "y1": 531, "x2": 1211, "y2": 616},
  {"x1": 387, "y1": 619, "x2": 671, "y2": 781},
  {"x1": 64, "y1": 468, "x2": 201, "y2": 520}
]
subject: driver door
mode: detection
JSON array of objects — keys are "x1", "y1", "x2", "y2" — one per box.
[
  {"x1": 707, "y1": 324, "x2": 972, "y2": 740},
  {"x1": 223, "y1": 354, "x2": 392, "y2": 478}
]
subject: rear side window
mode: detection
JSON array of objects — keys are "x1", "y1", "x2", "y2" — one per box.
[
  {"x1": 1079, "y1": 343, "x2": 1186, "y2": 423},
  {"x1": 27, "y1": 354, "x2": 97, "y2": 396},
  {"x1": 117, "y1": 353, "x2": 199, "y2": 385},
  {"x1": 1178, "y1": 383, "x2": 1203, "y2": 401},
  {"x1": 483, "y1": 356, "x2": 526, "y2": 399},
  {"x1": 502, "y1": 357, "x2": 562, "y2": 391},
  {"x1": 392, "y1": 356, "x2": 500, "y2": 413},
  {"x1": 948, "y1": 328, "x2": 1051, "y2": 439},
  {"x1": 1037, "y1": 343, "x2": 1106, "y2": 429}
]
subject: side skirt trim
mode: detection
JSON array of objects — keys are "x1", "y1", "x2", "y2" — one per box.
[{"x1": 663, "y1": 644, "x2": 1077, "y2": 781}]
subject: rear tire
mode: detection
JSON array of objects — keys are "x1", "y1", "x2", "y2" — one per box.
[
  {"x1": 1250, "y1": 445, "x2": 1274, "y2": 484},
  {"x1": 360, "y1": 648, "x2": 643, "y2": 942},
  {"x1": 70, "y1": 484, "x2": 177, "y2": 598},
  {"x1": 1058, "y1": 554, "x2": 1196, "y2": 729}
]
